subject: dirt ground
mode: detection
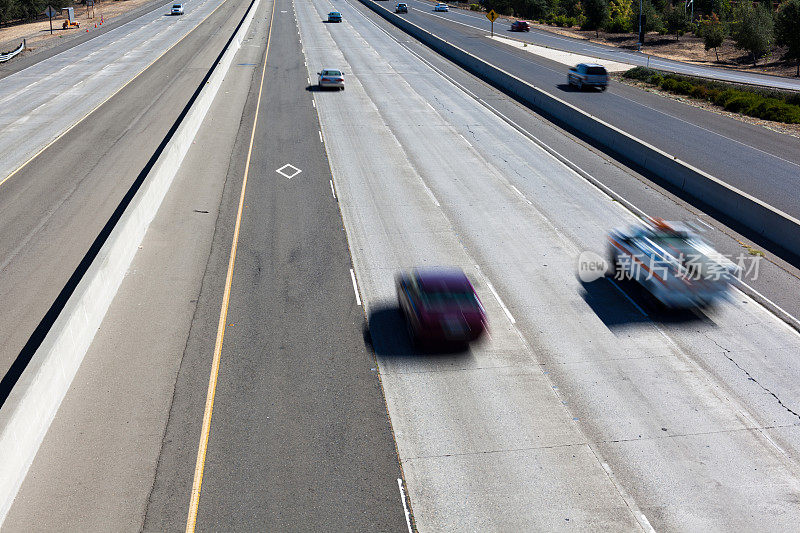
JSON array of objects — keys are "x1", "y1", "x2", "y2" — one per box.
[{"x1": 0, "y1": 0, "x2": 161, "y2": 56}]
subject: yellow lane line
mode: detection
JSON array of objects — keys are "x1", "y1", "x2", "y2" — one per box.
[{"x1": 184, "y1": 0, "x2": 276, "y2": 530}]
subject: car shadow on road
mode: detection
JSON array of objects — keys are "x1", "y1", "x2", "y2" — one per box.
[
  {"x1": 363, "y1": 304, "x2": 471, "y2": 358},
  {"x1": 579, "y1": 276, "x2": 712, "y2": 328},
  {"x1": 556, "y1": 83, "x2": 582, "y2": 92}
]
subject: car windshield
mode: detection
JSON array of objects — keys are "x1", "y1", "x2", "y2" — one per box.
[
  {"x1": 420, "y1": 289, "x2": 478, "y2": 310},
  {"x1": 586, "y1": 66, "x2": 607, "y2": 75}
]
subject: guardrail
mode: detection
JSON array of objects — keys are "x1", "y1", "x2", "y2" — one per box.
[
  {"x1": 0, "y1": 40, "x2": 25, "y2": 63},
  {"x1": 356, "y1": 0, "x2": 800, "y2": 260}
]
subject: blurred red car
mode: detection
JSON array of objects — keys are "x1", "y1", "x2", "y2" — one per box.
[
  {"x1": 511, "y1": 20, "x2": 530, "y2": 31},
  {"x1": 396, "y1": 268, "x2": 487, "y2": 345}
]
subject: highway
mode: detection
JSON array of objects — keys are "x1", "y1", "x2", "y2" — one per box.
[
  {"x1": 368, "y1": 0, "x2": 800, "y2": 224},
  {"x1": 402, "y1": 0, "x2": 800, "y2": 91},
  {"x1": 3, "y1": 0, "x2": 800, "y2": 529}
]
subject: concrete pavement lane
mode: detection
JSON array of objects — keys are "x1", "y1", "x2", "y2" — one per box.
[
  {"x1": 404, "y1": 0, "x2": 800, "y2": 91},
  {"x1": 0, "y1": 0, "x2": 250, "y2": 395},
  {"x1": 337, "y1": 0, "x2": 800, "y2": 333},
  {"x1": 371, "y1": 0, "x2": 800, "y2": 223},
  {"x1": 144, "y1": 0, "x2": 407, "y2": 530},
  {"x1": 0, "y1": 0, "x2": 229, "y2": 183},
  {"x1": 299, "y1": 0, "x2": 800, "y2": 528}
]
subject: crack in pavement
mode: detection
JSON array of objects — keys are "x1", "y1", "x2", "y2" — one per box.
[{"x1": 707, "y1": 334, "x2": 800, "y2": 422}]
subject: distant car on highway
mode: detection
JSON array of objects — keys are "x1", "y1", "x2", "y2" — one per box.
[
  {"x1": 434, "y1": 3, "x2": 449, "y2": 11},
  {"x1": 567, "y1": 63, "x2": 608, "y2": 91},
  {"x1": 510, "y1": 20, "x2": 530, "y2": 31},
  {"x1": 608, "y1": 218, "x2": 733, "y2": 308},
  {"x1": 318, "y1": 69, "x2": 344, "y2": 90},
  {"x1": 397, "y1": 268, "x2": 486, "y2": 345},
  {"x1": 395, "y1": 3, "x2": 408, "y2": 13},
  {"x1": 327, "y1": 11, "x2": 342, "y2": 22},
  {"x1": 170, "y1": 3, "x2": 184, "y2": 15}
]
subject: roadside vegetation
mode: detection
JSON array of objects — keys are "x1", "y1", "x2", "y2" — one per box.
[
  {"x1": 623, "y1": 66, "x2": 800, "y2": 123},
  {"x1": 478, "y1": 0, "x2": 800, "y2": 75},
  {"x1": 1, "y1": 0, "x2": 73, "y2": 26}
]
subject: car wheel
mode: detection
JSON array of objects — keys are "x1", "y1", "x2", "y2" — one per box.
[
  {"x1": 600, "y1": 85, "x2": 607, "y2": 91},
  {"x1": 577, "y1": 79, "x2": 583, "y2": 91}
]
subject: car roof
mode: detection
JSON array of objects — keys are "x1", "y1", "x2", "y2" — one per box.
[
  {"x1": 414, "y1": 268, "x2": 472, "y2": 292},
  {"x1": 579, "y1": 63, "x2": 605, "y2": 68}
]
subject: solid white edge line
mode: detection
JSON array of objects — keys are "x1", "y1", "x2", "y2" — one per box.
[
  {"x1": 397, "y1": 478, "x2": 413, "y2": 533},
  {"x1": 482, "y1": 277, "x2": 515, "y2": 324},
  {"x1": 349, "y1": 268, "x2": 362, "y2": 306},
  {"x1": 510, "y1": 184, "x2": 532, "y2": 204},
  {"x1": 329, "y1": 179, "x2": 337, "y2": 199}
]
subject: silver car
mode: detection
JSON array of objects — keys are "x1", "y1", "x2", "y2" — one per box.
[
  {"x1": 568, "y1": 63, "x2": 608, "y2": 91},
  {"x1": 318, "y1": 69, "x2": 344, "y2": 90}
]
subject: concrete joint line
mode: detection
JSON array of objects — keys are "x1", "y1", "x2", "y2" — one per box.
[{"x1": 0, "y1": 0, "x2": 263, "y2": 524}]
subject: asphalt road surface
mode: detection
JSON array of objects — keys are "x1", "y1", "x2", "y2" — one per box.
[
  {"x1": 404, "y1": 0, "x2": 800, "y2": 91},
  {"x1": 366, "y1": 0, "x2": 800, "y2": 223},
  {"x1": 143, "y1": 0, "x2": 408, "y2": 529}
]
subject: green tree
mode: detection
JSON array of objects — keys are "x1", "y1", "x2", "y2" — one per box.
[
  {"x1": 732, "y1": 2, "x2": 774, "y2": 65},
  {"x1": 702, "y1": 13, "x2": 727, "y2": 61},
  {"x1": 664, "y1": 3, "x2": 689, "y2": 40},
  {"x1": 582, "y1": 0, "x2": 609, "y2": 36},
  {"x1": 775, "y1": 0, "x2": 800, "y2": 76},
  {"x1": 629, "y1": 0, "x2": 665, "y2": 38}
]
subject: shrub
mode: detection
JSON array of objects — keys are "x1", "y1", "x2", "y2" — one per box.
[
  {"x1": 469, "y1": 3, "x2": 482, "y2": 10},
  {"x1": 605, "y1": 15, "x2": 630, "y2": 32},
  {"x1": 660, "y1": 77, "x2": 678, "y2": 91}
]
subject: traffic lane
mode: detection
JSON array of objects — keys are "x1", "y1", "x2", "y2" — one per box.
[
  {"x1": 308, "y1": 0, "x2": 800, "y2": 529},
  {"x1": 343, "y1": 0, "x2": 800, "y2": 450},
  {"x1": 0, "y1": 0, "x2": 246, "y2": 393},
  {"x1": 0, "y1": 0, "x2": 187, "y2": 80},
  {"x1": 193, "y1": 0, "x2": 406, "y2": 529},
  {"x1": 0, "y1": 0, "x2": 227, "y2": 182},
  {"x1": 0, "y1": 2, "x2": 271, "y2": 528},
  {"x1": 299, "y1": 2, "x2": 644, "y2": 529},
  {"x1": 347, "y1": 0, "x2": 800, "y2": 325},
  {"x1": 394, "y1": 3, "x2": 800, "y2": 219},
  {"x1": 402, "y1": 0, "x2": 800, "y2": 90}
]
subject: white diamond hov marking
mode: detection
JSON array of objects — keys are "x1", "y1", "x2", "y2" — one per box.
[{"x1": 276, "y1": 163, "x2": 302, "y2": 179}]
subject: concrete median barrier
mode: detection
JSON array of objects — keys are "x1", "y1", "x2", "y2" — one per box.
[
  {"x1": 358, "y1": 0, "x2": 800, "y2": 258},
  {"x1": 0, "y1": 0, "x2": 261, "y2": 523}
]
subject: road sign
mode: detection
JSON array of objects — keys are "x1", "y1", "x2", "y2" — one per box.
[
  {"x1": 44, "y1": 5, "x2": 56, "y2": 35},
  {"x1": 486, "y1": 9, "x2": 498, "y2": 37}
]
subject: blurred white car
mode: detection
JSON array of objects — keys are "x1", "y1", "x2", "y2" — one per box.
[
  {"x1": 434, "y1": 3, "x2": 449, "y2": 11},
  {"x1": 318, "y1": 69, "x2": 344, "y2": 90},
  {"x1": 608, "y1": 218, "x2": 734, "y2": 308},
  {"x1": 171, "y1": 3, "x2": 184, "y2": 15}
]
